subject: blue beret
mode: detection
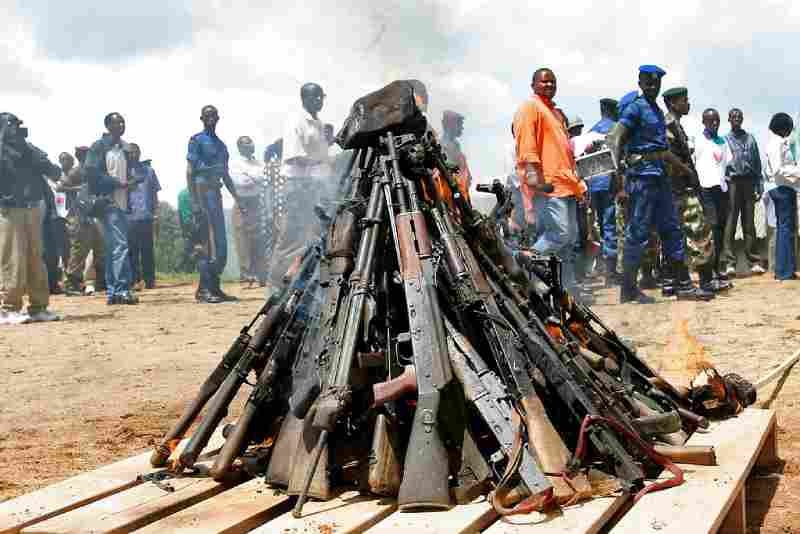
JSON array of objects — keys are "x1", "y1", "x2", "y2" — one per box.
[{"x1": 639, "y1": 65, "x2": 666, "y2": 77}]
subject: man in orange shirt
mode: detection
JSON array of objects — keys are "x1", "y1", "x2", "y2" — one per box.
[{"x1": 513, "y1": 68, "x2": 587, "y2": 299}]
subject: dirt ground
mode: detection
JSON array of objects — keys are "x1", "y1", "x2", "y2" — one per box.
[{"x1": 0, "y1": 276, "x2": 799, "y2": 533}]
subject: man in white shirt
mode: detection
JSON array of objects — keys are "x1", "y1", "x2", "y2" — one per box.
[
  {"x1": 230, "y1": 135, "x2": 267, "y2": 286},
  {"x1": 763, "y1": 112, "x2": 800, "y2": 280},
  {"x1": 694, "y1": 108, "x2": 732, "y2": 288},
  {"x1": 269, "y1": 82, "x2": 332, "y2": 287}
]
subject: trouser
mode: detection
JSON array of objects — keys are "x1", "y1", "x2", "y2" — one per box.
[
  {"x1": 768, "y1": 186, "x2": 798, "y2": 279},
  {"x1": 699, "y1": 185, "x2": 729, "y2": 273},
  {"x1": 0, "y1": 206, "x2": 50, "y2": 313},
  {"x1": 573, "y1": 200, "x2": 590, "y2": 282},
  {"x1": 591, "y1": 189, "x2": 617, "y2": 261},
  {"x1": 197, "y1": 186, "x2": 227, "y2": 291},
  {"x1": 723, "y1": 177, "x2": 760, "y2": 269},
  {"x1": 102, "y1": 206, "x2": 133, "y2": 298},
  {"x1": 178, "y1": 224, "x2": 196, "y2": 273},
  {"x1": 532, "y1": 195, "x2": 578, "y2": 296},
  {"x1": 66, "y1": 216, "x2": 105, "y2": 288},
  {"x1": 673, "y1": 191, "x2": 714, "y2": 273},
  {"x1": 44, "y1": 217, "x2": 70, "y2": 291},
  {"x1": 269, "y1": 177, "x2": 324, "y2": 287},
  {"x1": 232, "y1": 196, "x2": 266, "y2": 282},
  {"x1": 129, "y1": 219, "x2": 155, "y2": 286},
  {"x1": 623, "y1": 177, "x2": 686, "y2": 272}
]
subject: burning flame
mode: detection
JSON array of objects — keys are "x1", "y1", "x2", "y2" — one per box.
[
  {"x1": 655, "y1": 304, "x2": 716, "y2": 388},
  {"x1": 167, "y1": 439, "x2": 182, "y2": 472}
]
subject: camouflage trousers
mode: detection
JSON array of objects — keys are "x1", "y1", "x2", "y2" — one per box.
[
  {"x1": 615, "y1": 198, "x2": 659, "y2": 273},
  {"x1": 673, "y1": 192, "x2": 714, "y2": 271}
]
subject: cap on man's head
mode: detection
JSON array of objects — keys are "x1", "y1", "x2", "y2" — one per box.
[
  {"x1": 567, "y1": 115, "x2": 584, "y2": 130},
  {"x1": 639, "y1": 65, "x2": 667, "y2": 77},
  {"x1": 600, "y1": 98, "x2": 618, "y2": 107},
  {"x1": 662, "y1": 87, "x2": 688, "y2": 100},
  {"x1": 75, "y1": 146, "x2": 89, "y2": 153}
]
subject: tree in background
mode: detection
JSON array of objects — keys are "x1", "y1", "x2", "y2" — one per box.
[{"x1": 154, "y1": 201, "x2": 191, "y2": 274}]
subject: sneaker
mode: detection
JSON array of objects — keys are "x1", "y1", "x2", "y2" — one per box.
[
  {"x1": 750, "y1": 264, "x2": 766, "y2": 275},
  {"x1": 84, "y1": 284, "x2": 96, "y2": 296},
  {"x1": 724, "y1": 265, "x2": 736, "y2": 278},
  {"x1": 0, "y1": 310, "x2": 31, "y2": 325},
  {"x1": 26, "y1": 310, "x2": 61, "y2": 323}
]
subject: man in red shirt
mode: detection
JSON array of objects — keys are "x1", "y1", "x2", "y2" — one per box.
[{"x1": 513, "y1": 68, "x2": 587, "y2": 299}]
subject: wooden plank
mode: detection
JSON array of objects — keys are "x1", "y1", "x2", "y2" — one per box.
[
  {"x1": 367, "y1": 499, "x2": 496, "y2": 534},
  {"x1": 612, "y1": 408, "x2": 776, "y2": 534},
  {"x1": 719, "y1": 486, "x2": 745, "y2": 534},
  {"x1": 134, "y1": 478, "x2": 291, "y2": 534},
  {"x1": 250, "y1": 491, "x2": 396, "y2": 534},
  {"x1": 483, "y1": 494, "x2": 628, "y2": 534},
  {"x1": 0, "y1": 430, "x2": 225, "y2": 534}
]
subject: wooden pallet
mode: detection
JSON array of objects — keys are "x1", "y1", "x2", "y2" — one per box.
[{"x1": 0, "y1": 408, "x2": 776, "y2": 534}]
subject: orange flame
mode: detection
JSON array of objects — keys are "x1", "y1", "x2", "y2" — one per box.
[
  {"x1": 655, "y1": 304, "x2": 716, "y2": 388},
  {"x1": 167, "y1": 439, "x2": 182, "y2": 472}
]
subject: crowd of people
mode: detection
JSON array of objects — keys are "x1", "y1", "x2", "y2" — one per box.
[
  {"x1": 2, "y1": 65, "x2": 799, "y2": 324},
  {"x1": 509, "y1": 65, "x2": 800, "y2": 305}
]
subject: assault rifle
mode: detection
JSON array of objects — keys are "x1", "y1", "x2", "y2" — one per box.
[
  {"x1": 150, "y1": 281, "x2": 297, "y2": 467},
  {"x1": 291, "y1": 159, "x2": 388, "y2": 516},
  {"x1": 210, "y1": 278, "x2": 321, "y2": 480},
  {"x1": 174, "y1": 244, "x2": 322, "y2": 473}
]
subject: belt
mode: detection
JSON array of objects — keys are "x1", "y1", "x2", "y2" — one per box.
[{"x1": 625, "y1": 150, "x2": 669, "y2": 167}]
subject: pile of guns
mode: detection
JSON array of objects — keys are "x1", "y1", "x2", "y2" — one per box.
[{"x1": 151, "y1": 120, "x2": 727, "y2": 519}]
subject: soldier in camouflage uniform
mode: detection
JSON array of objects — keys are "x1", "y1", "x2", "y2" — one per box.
[{"x1": 662, "y1": 87, "x2": 716, "y2": 298}]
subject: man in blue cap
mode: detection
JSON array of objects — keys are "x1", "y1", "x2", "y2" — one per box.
[{"x1": 607, "y1": 66, "x2": 711, "y2": 303}]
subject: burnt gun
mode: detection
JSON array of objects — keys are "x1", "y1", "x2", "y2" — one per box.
[
  {"x1": 209, "y1": 278, "x2": 320, "y2": 480},
  {"x1": 150, "y1": 284, "x2": 293, "y2": 467},
  {"x1": 477, "y1": 251, "x2": 647, "y2": 491},
  {"x1": 292, "y1": 164, "x2": 387, "y2": 517},
  {"x1": 175, "y1": 243, "x2": 321, "y2": 473}
]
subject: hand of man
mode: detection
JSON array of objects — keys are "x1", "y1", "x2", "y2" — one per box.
[
  {"x1": 524, "y1": 207, "x2": 536, "y2": 225},
  {"x1": 525, "y1": 163, "x2": 543, "y2": 187}
]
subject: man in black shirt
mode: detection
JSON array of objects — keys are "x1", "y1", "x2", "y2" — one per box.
[{"x1": 0, "y1": 112, "x2": 62, "y2": 324}]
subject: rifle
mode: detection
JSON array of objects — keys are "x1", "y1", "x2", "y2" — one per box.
[
  {"x1": 209, "y1": 278, "x2": 321, "y2": 480},
  {"x1": 175, "y1": 243, "x2": 322, "y2": 472},
  {"x1": 421, "y1": 166, "x2": 557, "y2": 504},
  {"x1": 289, "y1": 149, "x2": 373, "y2": 420},
  {"x1": 445, "y1": 319, "x2": 552, "y2": 506},
  {"x1": 291, "y1": 164, "x2": 388, "y2": 517},
  {"x1": 150, "y1": 283, "x2": 294, "y2": 468},
  {"x1": 476, "y1": 251, "x2": 647, "y2": 491},
  {"x1": 381, "y1": 131, "x2": 453, "y2": 511}
]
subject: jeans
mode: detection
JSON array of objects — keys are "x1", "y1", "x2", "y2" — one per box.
[
  {"x1": 769, "y1": 186, "x2": 798, "y2": 279},
  {"x1": 532, "y1": 195, "x2": 578, "y2": 295},
  {"x1": 699, "y1": 185, "x2": 729, "y2": 273},
  {"x1": 623, "y1": 177, "x2": 685, "y2": 270},
  {"x1": 722, "y1": 177, "x2": 759, "y2": 269},
  {"x1": 198, "y1": 187, "x2": 227, "y2": 291},
  {"x1": 590, "y1": 189, "x2": 617, "y2": 260},
  {"x1": 102, "y1": 206, "x2": 132, "y2": 298},
  {"x1": 129, "y1": 219, "x2": 155, "y2": 285}
]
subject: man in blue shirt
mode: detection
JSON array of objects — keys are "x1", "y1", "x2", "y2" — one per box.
[
  {"x1": 608, "y1": 66, "x2": 710, "y2": 303},
  {"x1": 588, "y1": 98, "x2": 620, "y2": 286},
  {"x1": 187, "y1": 104, "x2": 242, "y2": 304},
  {"x1": 127, "y1": 143, "x2": 161, "y2": 289}
]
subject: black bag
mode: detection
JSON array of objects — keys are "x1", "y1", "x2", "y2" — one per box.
[{"x1": 336, "y1": 80, "x2": 427, "y2": 149}]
